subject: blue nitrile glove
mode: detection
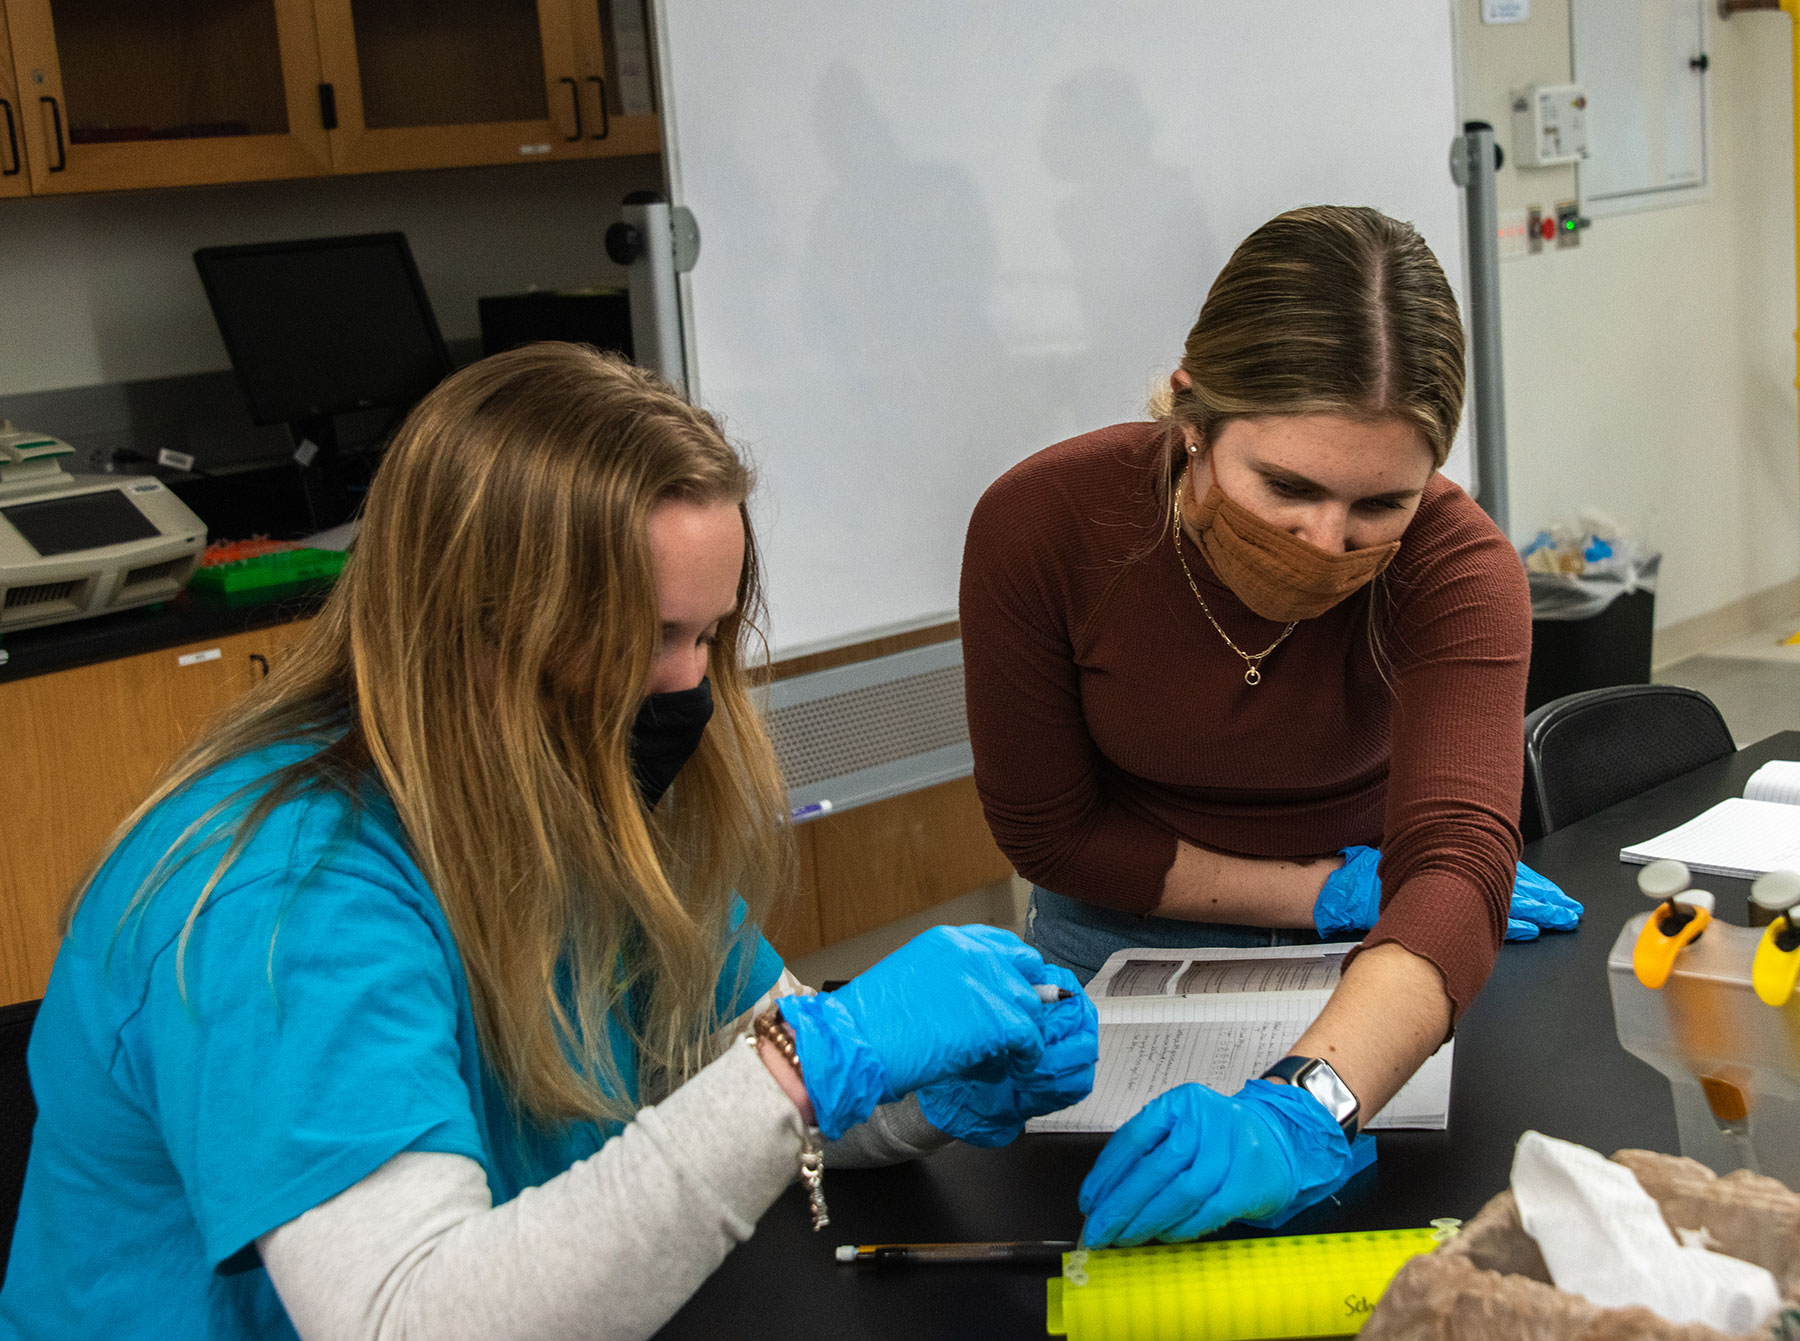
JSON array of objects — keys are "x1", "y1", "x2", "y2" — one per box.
[
  {"x1": 1312, "y1": 845, "x2": 1385, "y2": 937},
  {"x1": 916, "y1": 964, "x2": 1099, "y2": 1146},
  {"x1": 1504, "y1": 860, "x2": 1583, "y2": 941},
  {"x1": 1314, "y1": 846, "x2": 1584, "y2": 942},
  {"x1": 778, "y1": 924, "x2": 1057, "y2": 1139},
  {"x1": 1078, "y1": 1078, "x2": 1355, "y2": 1247}
]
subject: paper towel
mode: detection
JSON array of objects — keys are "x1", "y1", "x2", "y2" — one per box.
[{"x1": 1511, "y1": 1131, "x2": 1781, "y2": 1334}]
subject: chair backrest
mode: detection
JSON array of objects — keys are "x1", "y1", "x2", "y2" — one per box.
[
  {"x1": 1523, "y1": 684, "x2": 1735, "y2": 838},
  {"x1": 0, "y1": 997, "x2": 40, "y2": 1290}
]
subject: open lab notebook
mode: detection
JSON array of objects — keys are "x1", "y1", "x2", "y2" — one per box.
[
  {"x1": 1025, "y1": 943, "x2": 1453, "y2": 1134},
  {"x1": 1619, "y1": 760, "x2": 1800, "y2": 880}
]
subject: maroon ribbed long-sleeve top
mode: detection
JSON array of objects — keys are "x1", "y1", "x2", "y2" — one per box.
[{"x1": 959, "y1": 423, "x2": 1532, "y2": 1024}]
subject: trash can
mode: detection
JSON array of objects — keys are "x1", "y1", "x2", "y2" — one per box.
[{"x1": 1521, "y1": 534, "x2": 1659, "y2": 715}]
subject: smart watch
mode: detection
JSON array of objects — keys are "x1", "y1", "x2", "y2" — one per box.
[{"x1": 1260, "y1": 1055, "x2": 1361, "y2": 1140}]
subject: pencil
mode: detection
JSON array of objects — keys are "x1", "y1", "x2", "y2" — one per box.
[{"x1": 835, "y1": 1241, "x2": 1076, "y2": 1265}]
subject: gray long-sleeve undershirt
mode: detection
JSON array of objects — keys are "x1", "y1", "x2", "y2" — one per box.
[{"x1": 258, "y1": 981, "x2": 949, "y2": 1340}]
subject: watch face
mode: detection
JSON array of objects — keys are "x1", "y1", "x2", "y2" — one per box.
[{"x1": 1282, "y1": 1057, "x2": 1360, "y2": 1137}]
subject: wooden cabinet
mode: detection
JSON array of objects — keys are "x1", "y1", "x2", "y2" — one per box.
[
  {"x1": 762, "y1": 779, "x2": 1014, "y2": 965},
  {"x1": 0, "y1": 616, "x2": 1010, "y2": 998},
  {"x1": 3, "y1": 0, "x2": 332, "y2": 194},
  {"x1": 0, "y1": 0, "x2": 658, "y2": 196},
  {"x1": 311, "y1": 0, "x2": 589, "y2": 174},
  {"x1": 0, "y1": 2, "x2": 31, "y2": 196},
  {"x1": 760, "y1": 621, "x2": 1017, "y2": 962},
  {"x1": 568, "y1": 0, "x2": 661, "y2": 159},
  {"x1": 0, "y1": 619, "x2": 312, "y2": 1006}
]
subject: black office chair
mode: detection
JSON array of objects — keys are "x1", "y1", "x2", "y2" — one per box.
[
  {"x1": 1522, "y1": 684, "x2": 1736, "y2": 840},
  {"x1": 0, "y1": 997, "x2": 40, "y2": 1290}
]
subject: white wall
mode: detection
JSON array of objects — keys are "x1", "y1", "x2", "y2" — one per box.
[
  {"x1": 0, "y1": 155, "x2": 663, "y2": 395},
  {"x1": 1457, "y1": 0, "x2": 1799, "y2": 633}
]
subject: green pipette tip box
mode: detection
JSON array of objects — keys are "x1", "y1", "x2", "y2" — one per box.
[
  {"x1": 1046, "y1": 1226, "x2": 1444, "y2": 1341},
  {"x1": 187, "y1": 548, "x2": 348, "y2": 606}
]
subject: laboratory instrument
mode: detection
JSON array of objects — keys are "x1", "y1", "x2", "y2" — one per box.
[
  {"x1": 1611, "y1": 860, "x2": 1800, "y2": 1184},
  {"x1": 0, "y1": 421, "x2": 206, "y2": 633}
]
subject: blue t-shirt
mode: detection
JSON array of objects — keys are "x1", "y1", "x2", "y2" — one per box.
[{"x1": 0, "y1": 743, "x2": 783, "y2": 1339}]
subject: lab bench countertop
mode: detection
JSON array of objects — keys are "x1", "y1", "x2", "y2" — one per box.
[{"x1": 0, "y1": 589, "x2": 326, "y2": 686}]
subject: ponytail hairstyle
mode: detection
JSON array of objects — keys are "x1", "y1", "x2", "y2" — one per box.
[{"x1": 79, "y1": 343, "x2": 792, "y2": 1126}]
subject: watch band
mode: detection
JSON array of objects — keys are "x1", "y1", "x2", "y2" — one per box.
[{"x1": 1261, "y1": 1054, "x2": 1361, "y2": 1140}]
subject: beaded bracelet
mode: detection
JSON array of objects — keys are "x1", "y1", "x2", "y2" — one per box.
[{"x1": 748, "y1": 1007, "x2": 828, "y2": 1230}]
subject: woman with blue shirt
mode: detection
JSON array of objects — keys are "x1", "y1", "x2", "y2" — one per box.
[{"x1": 0, "y1": 344, "x2": 1096, "y2": 1340}]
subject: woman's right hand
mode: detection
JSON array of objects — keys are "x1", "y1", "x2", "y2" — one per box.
[{"x1": 776, "y1": 925, "x2": 1062, "y2": 1138}]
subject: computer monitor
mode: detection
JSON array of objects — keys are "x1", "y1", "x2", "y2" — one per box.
[{"x1": 193, "y1": 232, "x2": 452, "y2": 530}]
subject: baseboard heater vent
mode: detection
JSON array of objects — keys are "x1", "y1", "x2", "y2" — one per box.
[{"x1": 761, "y1": 639, "x2": 971, "y2": 818}]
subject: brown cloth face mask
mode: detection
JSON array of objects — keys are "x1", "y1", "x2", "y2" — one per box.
[{"x1": 1186, "y1": 481, "x2": 1401, "y2": 622}]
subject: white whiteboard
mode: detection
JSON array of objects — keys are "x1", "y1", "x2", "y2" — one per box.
[{"x1": 657, "y1": 2, "x2": 1468, "y2": 656}]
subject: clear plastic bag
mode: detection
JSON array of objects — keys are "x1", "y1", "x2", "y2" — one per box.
[{"x1": 1521, "y1": 510, "x2": 1660, "y2": 623}]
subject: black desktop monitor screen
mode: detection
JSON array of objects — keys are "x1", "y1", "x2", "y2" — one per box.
[{"x1": 194, "y1": 233, "x2": 452, "y2": 427}]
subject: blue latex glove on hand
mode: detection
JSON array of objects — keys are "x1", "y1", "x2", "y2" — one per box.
[
  {"x1": 1079, "y1": 1078, "x2": 1355, "y2": 1246},
  {"x1": 1313, "y1": 846, "x2": 1583, "y2": 942},
  {"x1": 1505, "y1": 861, "x2": 1583, "y2": 941},
  {"x1": 917, "y1": 964, "x2": 1098, "y2": 1146},
  {"x1": 778, "y1": 924, "x2": 1061, "y2": 1139}
]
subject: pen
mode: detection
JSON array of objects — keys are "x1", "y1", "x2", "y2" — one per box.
[
  {"x1": 835, "y1": 1240, "x2": 1076, "y2": 1265},
  {"x1": 1035, "y1": 984, "x2": 1075, "y2": 1004},
  {"x1": 789, "y1": 799, "x2": 833, "y2": 822}
]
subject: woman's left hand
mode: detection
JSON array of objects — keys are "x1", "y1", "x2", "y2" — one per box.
[
  {"x1": 1503, "y1": 861, "x2": 1582, "y2": 941},
  {"x1": 1314, "y1": 847, "x2": 1582, "y2": 942},
  {"x1": 916, "y1": 967, "x2": 1098, "y2": 1146},
  {"x1": 1079, "y1": 1079, "x2": 1355, "y2": 1246}
]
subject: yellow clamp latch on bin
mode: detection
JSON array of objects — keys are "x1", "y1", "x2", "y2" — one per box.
[
  {"x1": 1750, "y1": 871, "x2": 1800, "y2": 1006},
  {"x1": 1631, "y1": 861, "x2": 1712, "y2": 991},
  {"x1": 1633, "y1": 899, "x2": 1712, "y2": 991}
]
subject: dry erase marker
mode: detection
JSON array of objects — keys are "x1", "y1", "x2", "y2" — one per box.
[
  {"x1": 1035, "y1": 984, "x2": 1075, "y2": 1004},
  {"x1": 789, "y1": 800, "x2": 833, "y2": 822},
  {"x1": 836, "y1": 1240, "x2": 1075, "y2": 1266}
]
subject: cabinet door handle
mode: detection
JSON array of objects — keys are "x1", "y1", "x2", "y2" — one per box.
[
  {"x1": 560, "y1": 76, "x2": 582, "y2": 141},
  {"x1": 587, "y1": 76, "x2": 610, "y2": 140},
  {"x1": 40, "y1": 96, "x2": 65, "y2": 171},
  {"x1": 249, "y1": 653, "x2": 270, "y2": 679},
  {"x1": 0, "y1": 100, "x2": 18, "y2": 175}
]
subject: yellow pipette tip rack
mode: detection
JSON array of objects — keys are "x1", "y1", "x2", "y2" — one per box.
[{"x1": 1045, "y1": 1226, "x2": 1444, "y2": 1341}]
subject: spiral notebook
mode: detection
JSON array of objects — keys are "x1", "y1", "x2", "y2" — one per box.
[
  {"x1": 1025, "y1": 943, "x2": 1453, "y2": 1133},
  {"x1": 1618, "y1": 760, "x2": 1800, "y2": 880}
]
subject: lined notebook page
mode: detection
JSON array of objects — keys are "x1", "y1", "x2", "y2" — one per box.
[
  {"x1": 1745, "y1": 761, "x2": 1800, "y2": 806},
  {"x1": 1619, "y1": 797, "x2": 1800, "y2": 880}
]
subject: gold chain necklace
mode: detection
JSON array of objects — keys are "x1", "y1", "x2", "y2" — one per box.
[{"x1": 1171, "y1": 466, "x2": 1296, "y2": 686}]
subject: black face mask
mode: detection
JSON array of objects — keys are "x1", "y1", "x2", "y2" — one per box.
[{"x1": 630, "y1": 677, "x2": 714, "y2": 809}]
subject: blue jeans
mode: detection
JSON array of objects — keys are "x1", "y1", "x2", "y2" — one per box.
[{"x1": 1026, "y1": 885, "x2": 1326, "y2": 986}]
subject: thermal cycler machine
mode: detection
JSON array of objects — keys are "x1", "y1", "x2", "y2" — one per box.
[{"x1": 0, "y1": 421, "x2": 208, "y2": 634}]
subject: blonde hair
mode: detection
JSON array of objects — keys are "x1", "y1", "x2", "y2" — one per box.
[{"x1": 74, "y1": 343, "x2": 792, "y2": 1127}]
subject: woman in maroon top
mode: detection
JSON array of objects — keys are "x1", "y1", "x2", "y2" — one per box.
[{"x1": 959, "y1": 206, "x2": 1579, "y2": 1243}]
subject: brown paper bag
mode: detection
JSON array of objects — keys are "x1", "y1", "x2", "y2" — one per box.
[{"x1": 1363, "y1": 1150, "x2": 1800, "y2": 1340}]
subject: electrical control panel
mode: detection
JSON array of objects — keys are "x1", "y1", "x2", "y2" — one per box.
[
  {"x1": 1512, "y1": 82, "x2": 1588, "y2": 167},
  {"x1": 1554, "y1": 199, "x2": 1583, "y2": 249}
]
